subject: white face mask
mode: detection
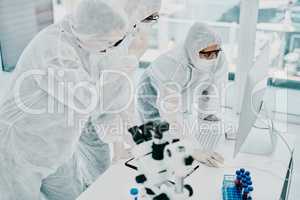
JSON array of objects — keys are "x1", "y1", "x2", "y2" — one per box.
[
  {"x1": 132, "y1": 18, "x2": 157, "y2": 37},
  {"x1": 127, "y1": 22, "x2": 153, "y2": 59},
  {"x1": 89, "y1": 35, "x2": 138, "y2": 81},
  {"x1": 138, "y1": 22, "x2": 154, "y2": 33},
  {"x1": 77, "y1": 39, "x2": 109, "y2": 53},
  {"x1": 99, "y1": 35, "x2": 134, "y2": 67},
  {"x1": 194, "y1": 58, "x2": 217, "y2": 73}
]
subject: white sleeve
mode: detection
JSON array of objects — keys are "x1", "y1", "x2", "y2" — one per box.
[
  {"x1": 36, "y1": 56, "x2": 135, "y2": 118},
  {"x1": 35, "y1": 57, "x2": 98, "y2": 114}
]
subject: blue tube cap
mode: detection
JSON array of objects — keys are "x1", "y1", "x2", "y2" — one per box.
[
  {"x1": 130, "y1": 188, "x2": 139, "y2": 196},
  {"x1": 236, "y1": 170, "x2": 241, "y2": 175},
  {"x1": 242, "y1": 178, "x2": 248, "y2": 183}
]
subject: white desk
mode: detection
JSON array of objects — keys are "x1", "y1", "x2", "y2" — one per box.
[{"x1": 77, "y1": 130, "x2": 295, "y2": 200}]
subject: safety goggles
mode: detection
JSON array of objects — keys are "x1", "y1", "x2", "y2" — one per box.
[
  {"x1": 131, "y1": 13, "x2": 160, "y2": 34},
  {"x1": 199, "y1": 48, "x2": 222, "y2": 60},
  {"x1": 96, "y1": 36, "x2": 126, "y2": 53},
  {"x1": 111, "y1": 36, "x2": 126, "y2": 48},
  {"x1": 142, "y1": 13, "x2": 160, "y2": 23}
]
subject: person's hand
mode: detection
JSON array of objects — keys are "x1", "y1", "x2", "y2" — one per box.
[
  {"x1": 192, "y1": 149, "x2": 224, "y2": 168},
  {"x1": 112, "y1": 141, "x2": 132, "y2": 164},
  {"x1": 203, "y1": 114, "x2": 220, "y2": 122}
]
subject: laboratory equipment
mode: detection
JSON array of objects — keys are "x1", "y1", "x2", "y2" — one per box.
[
  {"x1": 223, "y1": 175, "x2": 242, "y2": 200},
  {"x1": 222, "y1": 168, "x2": 254, "y2": 200},
  {"x1": 130, "y1": 188, "x2": 139, "y2": 200},
  {"x1": 234, "y1": 41, "x2": 277, "y2": 156},
  {"x1": 126, "y1": 120, "x2": 196, "y2": 200}
]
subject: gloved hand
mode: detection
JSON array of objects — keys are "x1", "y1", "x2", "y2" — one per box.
[
  {"x1": 112, "y1": 141, "x2": 132, "y2": 164},
  {"x1": 203, "y1": 114, "x2": 220, "y2": 122},
  {"x1": 192, "y1": 149, "x2": 224, "y2": 168}
]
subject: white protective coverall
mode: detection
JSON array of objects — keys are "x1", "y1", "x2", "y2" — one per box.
[
  {"x1": 137, "y1": 22, "x2": 228, "y2": 124},
  {"x1": 0, "y1": 0, "x2": 138, "y2": 199}
]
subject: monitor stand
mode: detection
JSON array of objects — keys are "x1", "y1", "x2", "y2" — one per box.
[
  {"x1": 224, "y1": 102, "x2": 278, "y2": 156},
  {"x1": 240, "y1": 118, "x2": 277, "y2": 156}
]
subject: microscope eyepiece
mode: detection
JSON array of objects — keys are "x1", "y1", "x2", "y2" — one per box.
[
  {"x1": 128, "y1": 126, "x2": 144, "y2": 145},
  {"x1": 154, "y1": 121, "x2": 169, "y2": 139}
]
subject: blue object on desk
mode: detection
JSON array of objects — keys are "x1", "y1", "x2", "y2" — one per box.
[
  {"x1": 130, "y1": 188, "x2": 139, "y2": 200},
  {"x1": 223, "y1": 173, "x2": 254, "y2": 200},
  {"x1": 247, "y1": 180, "x2": 252, "y2": 186},
  {"x1": 222, "y1": 175, "x2": 242, "y2": 200}
]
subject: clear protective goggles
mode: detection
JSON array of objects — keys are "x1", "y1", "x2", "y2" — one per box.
[
  {"x1": 199, "y1": 48, "x2": 222, "y2": 60},
  {"x1": 142, "y1": 13, "x2": 160, "y2": 23}
]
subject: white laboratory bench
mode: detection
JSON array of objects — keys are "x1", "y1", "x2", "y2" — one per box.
[{"x1": 77, "y1": 126, "x2": 295, "y2": 200}]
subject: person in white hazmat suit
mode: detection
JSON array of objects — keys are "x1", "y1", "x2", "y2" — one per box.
[
  {"x1": 0, "y1": 0, "x2": 139, "y2": 199},
  {"x1": 137, "y1": 22, "x2": 228, "y2": 167}
]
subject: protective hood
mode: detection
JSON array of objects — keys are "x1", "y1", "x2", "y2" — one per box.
[
  {"x1": 184, "y1": 22, "x2": 222, "y2": 72},
  {"x1": 70, "y1": 0, "x2": 129, "y2": 52}
]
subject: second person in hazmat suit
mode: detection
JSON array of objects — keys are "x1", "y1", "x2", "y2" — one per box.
[{"x1": 137, "y1": 22, "x2": 228, "y2": 167}]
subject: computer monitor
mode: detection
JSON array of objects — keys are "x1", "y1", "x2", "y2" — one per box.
[{"x1": 233, "y1": 41, "x2": 276, "y2": 157}]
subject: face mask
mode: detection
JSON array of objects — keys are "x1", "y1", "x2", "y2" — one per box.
[
  {"x1": 78, "y1": 41, "x2": 108, "y2": 53},
  {"x1": 127, "y1": 23, "x2": 153, "y2": 59},
  {"x1": 89, "y1": 45, "x2": 127, "y2": 77},
  {"x1": 73, "y1": 32, "x2": 112, "y2": 53},
  {"x1": 138, "y1": 22, "x2": 154, "y2": 33},
  {"x1": 75, "y1": 34, "x2": 127, "y2": 54},
  {"x1": 131, "y1": 18, "x2": 157, "y2": 37},
  {"x1": 194, "y1": 58, "x2": 217, "y2": 73},
  {"x1": 89, "y1": 35, "x2": 138, "y2": 78},
  {"x1": 101, "y1": 37, "x2": 132, "y2": 66}
]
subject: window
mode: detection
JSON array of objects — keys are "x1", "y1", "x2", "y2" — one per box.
[
  {"x1": 0, "y1": 0, "x2": 53, "y2": 72},
  {"x1": 144, "y1": 0, "x2": 300, "y2": 87}
]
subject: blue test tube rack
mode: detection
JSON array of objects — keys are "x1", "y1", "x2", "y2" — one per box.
[
  {"x1": 222, "y1": 175, "x2": 243, "y2": 200},
  {"x1": 222, "y1": 169, "x2": 253, "y2": 200}
]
